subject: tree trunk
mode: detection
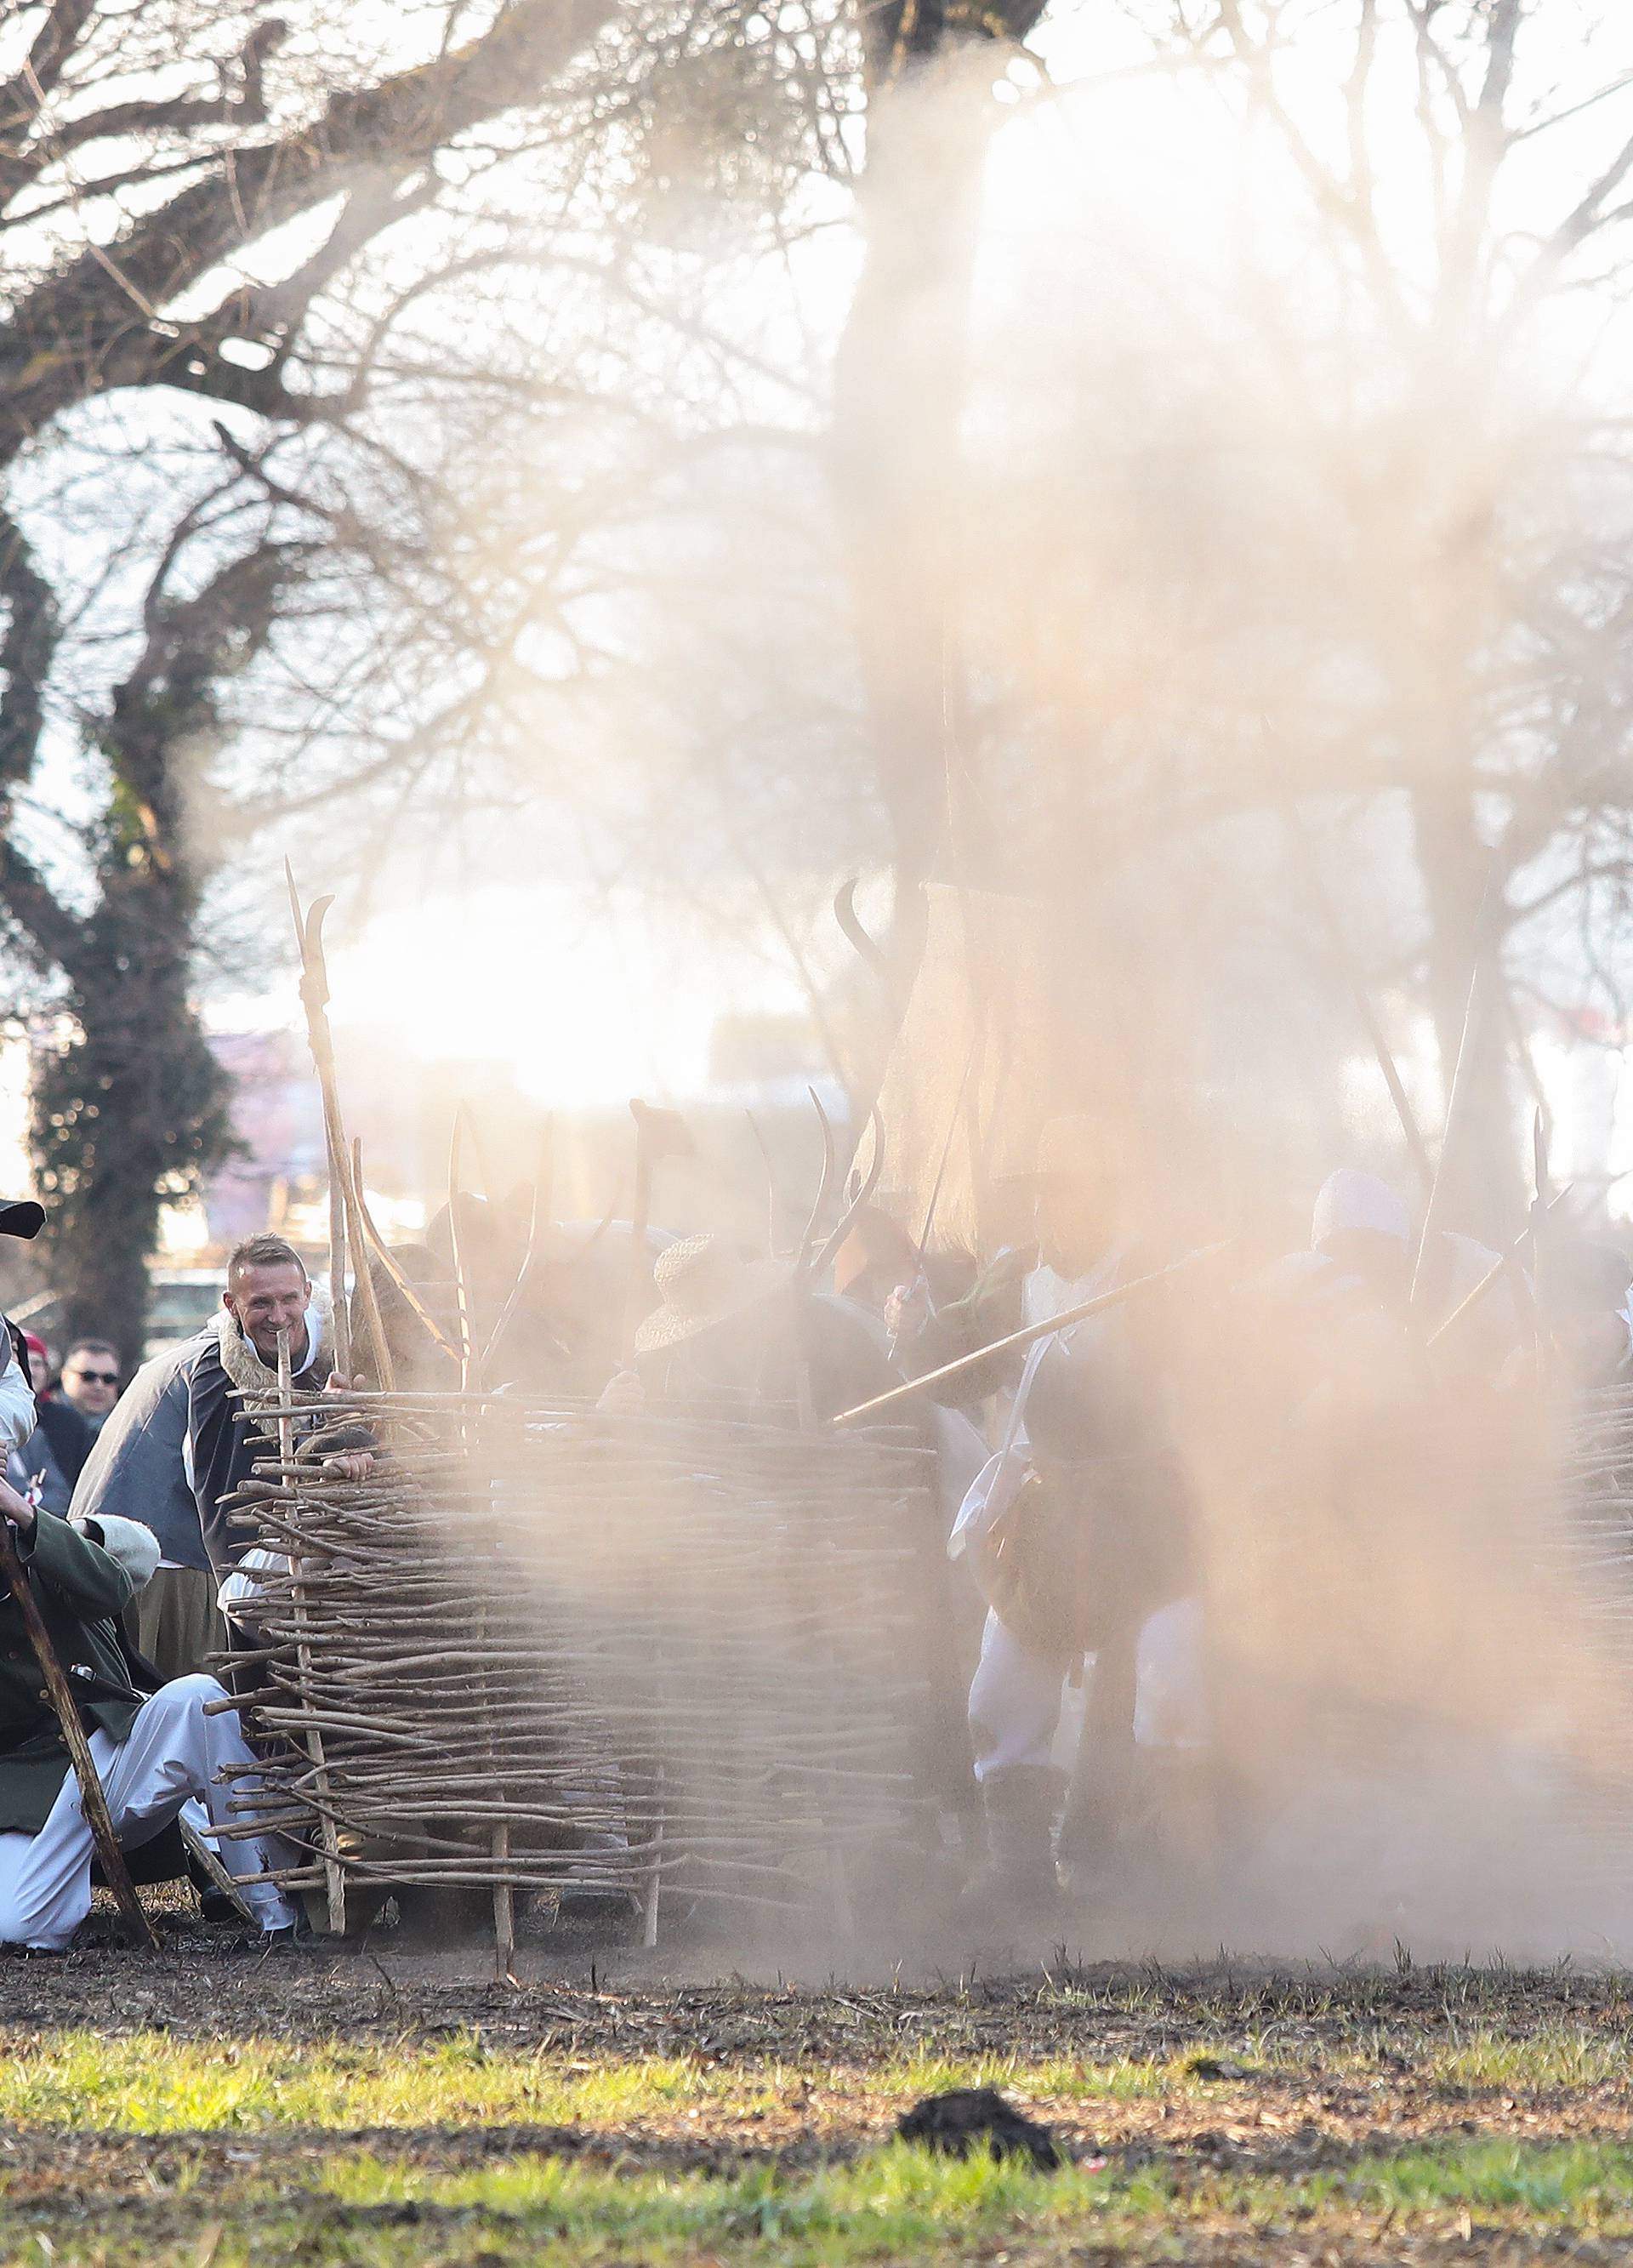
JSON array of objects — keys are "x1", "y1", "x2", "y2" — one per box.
[
  {"x1": 32, "y1": 857, "x2": 234, "y2": 1370},
  {"x1": 1410, "y1": 789, "x2": 1522, "y2": 1245},
  {"x1": 828, "y1": 47, "x2": 1002, "y2": 998},
  {"x1": 26, "y1": 558, "x2": 265, "y2": 1370}
]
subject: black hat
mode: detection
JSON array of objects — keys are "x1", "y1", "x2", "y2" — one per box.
[{"x1": 0, "y1": 1201, "x2": 44, "y2": 1241}]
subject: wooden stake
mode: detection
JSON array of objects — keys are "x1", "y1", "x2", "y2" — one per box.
[
  {"x1": 286, "y1": 864, "x2": 353, "y2": 1376},
  {"x1": 492, "y1": 1819, "x2": 516, "y2": 1977},
  {"x1": 276, "y1": 1327, "x2": 347, "y2": 1938},
  {"x1": 447, "y1": 1111, "x2": 475, "y2": 1393},
  {"x1": 640, "y1": 1762, "x2": 663, "y2": 1950}
]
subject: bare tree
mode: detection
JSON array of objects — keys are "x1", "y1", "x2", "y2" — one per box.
[
  {"x1": 0, "y1": 0, "x2": 834, "y2": 1354},
  {"x1": 925, "y1": 0, "x2": 1633, "y2": 1234}
]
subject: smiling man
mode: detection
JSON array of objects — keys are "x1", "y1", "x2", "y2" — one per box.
[
  {"x1": 185, "y1": 1234, "x2": 373, "y2": 1574},
  {"x1": 73, "y1": 1233, "x2": 369, "y2": 1683}
]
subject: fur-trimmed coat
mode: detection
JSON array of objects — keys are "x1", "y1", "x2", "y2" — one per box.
[
  {"x1": 72, "y1": 1293, "x2": 333, "y2": 1575},
  {"x1": 184, "y1": 1292, "x2": 334, "y2": 1572}
]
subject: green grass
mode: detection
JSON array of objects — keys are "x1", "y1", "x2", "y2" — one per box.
[
  {"x1": 8, "y1": 2013, "x2": 1633, "y2": 2263},
  {"x1": 9, "y1": 2138, "x2": 1633, "y2": 2268},
  {"x1": 0, "y1": 2020, "x2": 1625, "y2": 2137},
  {"x1": 0, "y1": 2033, "x2": 720, "y2": 2130},
  {"x1": 317, "y1": 2134, "x2": 1633, "y2": 2231},
  {"x1": 0, "y1": 2032, "x2": 1193, "y2": 2133},
  {"x1": 321, "y1": 2140, "x2": 1118, "y2": 2255}
]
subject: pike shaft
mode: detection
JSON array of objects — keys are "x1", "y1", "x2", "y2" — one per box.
[{"x1": 831, "y1": 1239, "x2": 1235, "y2": 1427}]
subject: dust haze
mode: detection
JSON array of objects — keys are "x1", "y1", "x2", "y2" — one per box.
[{"x1": 264, "y1": 8, "x2": 1633, "y2": 1968}]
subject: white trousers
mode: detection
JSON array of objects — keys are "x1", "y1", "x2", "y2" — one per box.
[
  {"x1": 0, "y1": 1674, "x2": 298, "y2": 1948},
  {"x1": 968, "y1": 1598, "x2": 1209, "y2": 1782},
  {"x1": 969, "y1": 1610, "x2": 1075, "y2": 1782}
]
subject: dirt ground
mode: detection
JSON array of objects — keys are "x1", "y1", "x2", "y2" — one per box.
[{"x1": 9, "y1": 1895, "x2": 1633, "y2": 2263}]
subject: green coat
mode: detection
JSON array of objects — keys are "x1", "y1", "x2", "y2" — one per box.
[{"x1": 0, "y1": 1511, "x2": 139, "y2": 1834}]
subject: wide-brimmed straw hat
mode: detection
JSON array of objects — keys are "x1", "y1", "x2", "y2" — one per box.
[{"x1": 634, "y1": 1234, "x2": 785, "y2": 1357}]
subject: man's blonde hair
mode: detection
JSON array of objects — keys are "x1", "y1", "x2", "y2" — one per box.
[{"x1": 227, "y1": 1233, "x2": 307, "y2": 1287}]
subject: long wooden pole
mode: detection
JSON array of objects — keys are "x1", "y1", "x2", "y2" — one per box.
[
  {"x1": 443, "y1": 1114, "x2": 514, "y2": 1969},
  {"x1": 1425, "y1": 1188, "x2": 1569, "y2": 1349},
  {"x1": 623, "y1": 1102, "x2": 655, "y2": 1370},
  {"x1": 350, "y1": 1159, "x2": 462, "y2": 1365},
  {"x1": 479, "y1": 1119, "x2": 553, "y2": 1379},
  {"x1": 276, "y1": 1328, "x2": 347, "y2": 1937},
  {"x1": 286, "y1": 864, "x2": 353, "y2": 1376},
  {"x1": 830, "y1": 1239, "x2": 1236, "y2": 1427},
  {"x1": 346, "y1": 1138, "x2": 396, "y2": 1391},
  {"x1": 0, "y1": 1516, "x2": 157, "y2": 1950}
]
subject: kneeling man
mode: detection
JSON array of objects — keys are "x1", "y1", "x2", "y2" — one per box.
[{"x1": 0, "y1": 1475, "x2": 296, "y2": 1948}]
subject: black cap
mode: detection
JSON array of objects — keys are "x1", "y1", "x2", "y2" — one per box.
[{"x1": 0, "y1": 1201, "x2": 44, "y2": 1241}]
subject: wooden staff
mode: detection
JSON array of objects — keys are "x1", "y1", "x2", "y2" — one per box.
[
  {"x1": 886, "y1": 1034, "x2": 979, "y2": 1360},
  {"x1": 442, "y1": 1115, "x2": 513, "y2": 1967},
  {"x1": 623, "y1": 1100, "x2": 691, "y2": 1365},
  {"x1": 286, "y1": 863, "x2": 353, "y2": 1378},
  {"x1": 350, "y1": 1154, "x2": 461, "y2": 1365},
  {"x1": 1426, "y1": 1188, "x2": 1570, "y2": 1349},
  {"x1": 276, "y1": 1328, "x2": 347, "y2": 1936},
  {"x1": 479, "y1": 1119, "x2": 554, "y2": 1378},
  {"x1": 0, "y1": 1513, "x2": 156, "y2": 1950},
  {"x1": 830, "y1": 1239, "x2": 1238, "y2": 1427},
  {"x1": 346, "y1": 1138, "x2": 396, "y2": 1391},
  {"x1": 447, "y1": 1109, "x2": 475, "y2": 1393}
]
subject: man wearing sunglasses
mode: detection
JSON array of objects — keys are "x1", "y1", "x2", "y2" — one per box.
[{"x1": 58, "y1": 1341, "x2": 121, "y2": 1435}]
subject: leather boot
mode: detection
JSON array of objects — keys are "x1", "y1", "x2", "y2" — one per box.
[{"x1": 958, "y1": 1767, "x2": 1065, "y2": 1928}]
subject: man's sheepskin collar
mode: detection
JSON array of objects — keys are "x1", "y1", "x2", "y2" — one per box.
[{"x1": 210, "y1": 1282, "x2": 333, "y2": 1406}]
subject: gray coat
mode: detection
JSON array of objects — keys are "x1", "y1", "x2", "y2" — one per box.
[{"x1": 69, "y1": 1333, "x2": 212, "y2": 1571}]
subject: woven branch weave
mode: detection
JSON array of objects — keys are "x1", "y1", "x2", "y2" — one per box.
[{"x1": 214, "y1": 1391, "x2": 937, "y2": 1925}]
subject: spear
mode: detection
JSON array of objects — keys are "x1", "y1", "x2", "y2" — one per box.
[
  {"x1": 831, "y1": 1239, "x2": 1236, "y2": 1427},
  {"x1": 1425, "y1": 1186, "x2": 1569, "y2": 1349},
  {"x1": 0, "y1": 1510, "x2": 157, "y2": 1951}
]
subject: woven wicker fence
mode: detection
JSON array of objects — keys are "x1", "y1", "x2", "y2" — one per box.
[{"x1": 208, "y1": 1390, "x2": 937, "y2": 1956}]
